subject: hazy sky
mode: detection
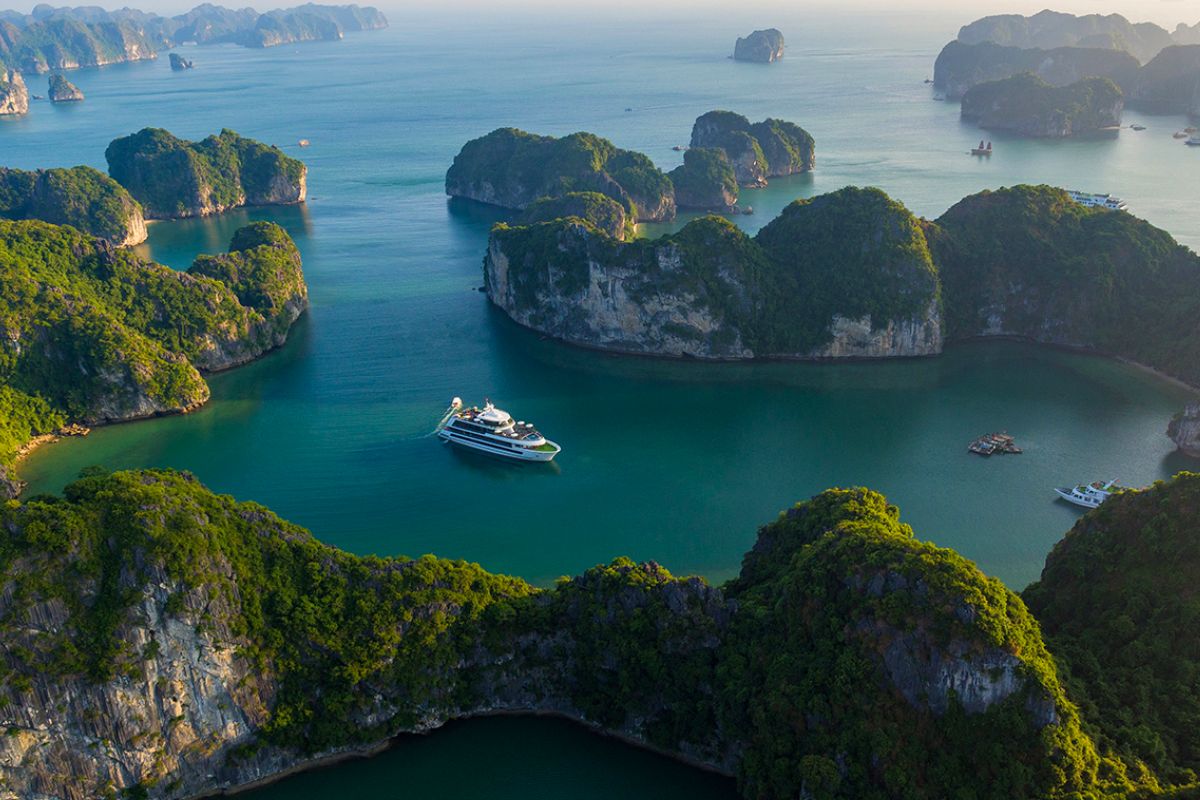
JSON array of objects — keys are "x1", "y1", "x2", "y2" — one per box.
[{"x1": 3, "y1": 0, "x2": 1198, "y2": 28}]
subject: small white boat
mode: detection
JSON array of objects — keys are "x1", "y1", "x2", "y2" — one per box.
[
  {"x1": 1054, "y1": 479, "x2": 1122, "y2": 509},
  {"x1": 1187, "y1": 134, "x2": 1200, "y2": 147},
  {"x1": 438, "y1": 397, "x2": 561, "y2": 462}
]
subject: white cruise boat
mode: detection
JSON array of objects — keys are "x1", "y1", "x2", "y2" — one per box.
[
  {"x1": 1066, "y1": 190, "x2": 1128, "y2": 211},
  {"x1": 437, "y1": 398, "x2": 561, "y2": 462},
  {"x1": 1054, "y1": 480, "x2": 1122, "y2": 509},
  {"x1": 1187, "y1": 134, "x2": 1200, "y2": 147}
]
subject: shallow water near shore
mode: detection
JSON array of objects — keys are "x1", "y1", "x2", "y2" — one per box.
[{"x1": 5, "y1": 5, "x2": 1200, "y2": 796}]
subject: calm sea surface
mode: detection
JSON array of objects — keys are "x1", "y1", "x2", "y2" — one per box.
[{"x1": 3, "y1": 7, "x2": 1198, "y2": 796}]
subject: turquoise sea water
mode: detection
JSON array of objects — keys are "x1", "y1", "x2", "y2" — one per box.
[{"x1": 3, "y1": 7, "x2": 1199, "y2": 796}]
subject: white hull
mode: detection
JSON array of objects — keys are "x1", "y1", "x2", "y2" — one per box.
[
  {"x1": 438, "y1": 428, "x2": 560, "y2": 462},
  {"x1": 1054, "y1": 487, "x2": 1103, "y2": 508}
]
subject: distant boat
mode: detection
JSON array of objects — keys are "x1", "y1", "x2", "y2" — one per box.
[
  {"x1": 672, "y1": 145, "x2": 686, "y2": 152},
  {"x1": 1131, "y1": 124, "x2": 1146, "y2": 131},
  {"x1": 970, "y1": 140, "x2": 993, "y2": 156},
  {"x1": 624, "y1": 107, "x2": 633, "y2": 112},
  {"x1": 1188, "y1": 134, "x2": 1200, "y2": 147},
  {"x1": 1175, "y1": 132, "x2": 1189, "y2": 139},
  {"x1": 298, "y1": 139, "x2": 311, "y2": 147},
  {"x1": 1066, "y1": 190, "x2": 1127, "y2": 211}
]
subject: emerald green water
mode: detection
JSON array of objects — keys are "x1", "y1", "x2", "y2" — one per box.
[
  {"x1": 4, "y1": 6, "x2": 1199, "y2": 796},
  {"x1": 244, "y1": 717, "x2": 735, "y2": 799}
]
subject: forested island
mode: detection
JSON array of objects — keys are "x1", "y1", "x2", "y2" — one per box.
[
  {"x1": 106, "y1": 128, "x2": 307, "y2": 219},
  {"x1": 446, "y1": 117, "x2": 814, "y2": 220},
  {"x1": 960, "y1": 73, "x2": 1124, "y2": 136},
  {"x1": 0, "y1": 465, "x2": 1198, "y2": 799},
  {"x1": 0, "y1": 165, "x2": 147, "y2": 245},
  {"x1": 0, "y1": 219, "x2": 308, "y2": 497},
  {"x1": 933, "y1": 11, "x2": 1200, "y2": 116},
  {"x1": 485, "y1": 184, "x2": 1200, "y2": 387}
]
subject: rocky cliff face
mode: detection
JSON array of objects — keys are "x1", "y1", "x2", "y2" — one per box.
[
  {"x1": 732, "y1": 28, "x2": 784, "y2": 62},
  {"x1": 1168, "y1": 403, "x2": 1200, "y2": 457},
  {"x1": 0, "y1": 472, "x2": 1090, "y2": 800},
  {"x1": 809, "y1": 305, "x2": 943, "y2": 358},
  {"x1": 485, "y1": 221, "x2": 754, "y2": 358},
  {"x1": 955, "y1": 10, "x2": 1175, "y2": 62},
  {"x1": 933, "y1": 40, "x2": 1140, "y2": 100},
  {"x1": 0, "y1": 69, "x2": 28, "y2": 115},
  {"x1": 689, "y1": 111, "x2": 814, "y2": 187},
  {"x1": 667, "y1": 147, "x2": 738, "y2": 211},
  {"x1": 47, "y1": 73, "x2": 83, "y2": 101},
  {"x1": 486, "y1": 187, "x2": 943, "y2": 361},
  {"x1": 960, "y1": 74, "x2": 1124, "y2": 137},
  {"x1": 1129, "y1": 45, "x2": 1200, "y2": 114}
]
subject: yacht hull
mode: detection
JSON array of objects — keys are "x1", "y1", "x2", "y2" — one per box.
[{"x1": 438, "y1": 429, "x2": 560, "y2": 462}]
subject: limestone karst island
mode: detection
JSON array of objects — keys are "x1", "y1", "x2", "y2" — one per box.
[{"x1": 2, "y1": 2, "x2": 1200, "y2": 800}]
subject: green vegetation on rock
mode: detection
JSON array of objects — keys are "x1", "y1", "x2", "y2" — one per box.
[
  {"x1": 0, "y1": 471, "x2": 1115, "y2": 799},
  {"x1": 105, "y1": 127, "x2": 307, "y2": 219},
  {"x1": 1024, "y1": 473, "x2": 1200, "y2": 789},
  {"x1": 961, "y1": 73, "x2": 1124, "y2": 137},
  {"x1": 518, "y1": 191, "x2": 630, "y2": 240},
  {"x1": 721, "y1": 487, "x2": 1101, "y2": 800},
  {"x1": 46, "y1": 73, "x2": 83, "y2": 102},
  {"x1": 689, "y1": 111, "x2": 815, "y2": 186},
  {"x1": 0, "y1": 219, "x2": 307, "y2": 495},
  {"x1": 668, "y1": 147, "x2": 738, "y2": 210},
  {"x1": 932, "y1": 40, "x2": 1140, "y2": 100},
  {"x1": 486, "y1": 186, "x2": 941, "y2": 359},
  {"x1": 0, "y1": 166, "x2": 146, "y2": 245},
  {"x1": 445, "y1": 127, "x2": 676, "y2": 222},
  {"x1": 932, "y1": 184, "x2": 1200, "y2": 386}
]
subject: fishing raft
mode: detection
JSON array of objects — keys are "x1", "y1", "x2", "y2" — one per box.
[{"x1": 968, "y1": 432, "x2": 1022, "y2": 456}]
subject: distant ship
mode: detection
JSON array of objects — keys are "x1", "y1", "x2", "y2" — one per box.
[
  {"x1": 971, "y1": 140, "x2": 992, "y2": 156},
  {"x1": 1066, "y1": 190, "x2": 1128, "y2": 211},
  {"x1": 1187, "y1": 134, "x2": 1200, "y2": 147},
  {"x1": 438, "y1": 398, "x2": 561, "y2": 462},
  {"x1": 1054, "y1": 480, "x2": 1122, "y2": 509}
]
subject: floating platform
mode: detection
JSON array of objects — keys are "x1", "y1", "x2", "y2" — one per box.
[{"x1": 968, "y1": 431, "x2": 1022, "y2": 456}]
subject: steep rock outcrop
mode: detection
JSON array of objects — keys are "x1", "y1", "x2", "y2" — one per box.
[
  {"x1": 1168, "y1": 404, "x2": 1200, "y2": 457},
  {"x1": 445, "y1": 127, "x2": 676, "y2": 223},
  {"x1": 955, "y1": 10, "x2": 1176, "y2": 62},
  {"x1": 1023, "y1": 473, "x2": 1200, "y2": 779},
  {"x1": 689, "y1": 111, "x2": 814, "y2": 186},
  {"x1": 933, "y1": 40, "x2": 1140, "y2": 100},
  {"x1": 0, "y1": 68, "x2": 28, "y2": 115},
  {"x1": 667, "y1": 147, "x2": 738, "y2": 210},
  {"x1": 1128, "y1": 45, "x2": 1200, "y2": 114},
  {"x1": 732, "y1": 28, "x2": 784, "y2": 63},
  {"x1": 960, "y1": 73, "x2": 1124, "y2": 136},
  {"x1": 0, "y1": 471, "x2": 1094, "y2": 800},
  {"x1": 47, "y1": 73, "x2": 83, "y2": 101},
  {"x1": 485, "y1": 187, "x2": 941, "y2": 360},
  {"x1": 106, "y1": 127, "x2": 307, "y2": 219},
  {"x1": 0, "y1": 165, "x2": 147, "y2": 245},
  {"x1": 0, "y1": 219, "x2": 307, "y2": 490},
  {"x1": 932, "y1": 184, "x2": 1200, "y2": 386},
  {"x1": 518, "y1": 191, "x2": 630, "y2": 241}
]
